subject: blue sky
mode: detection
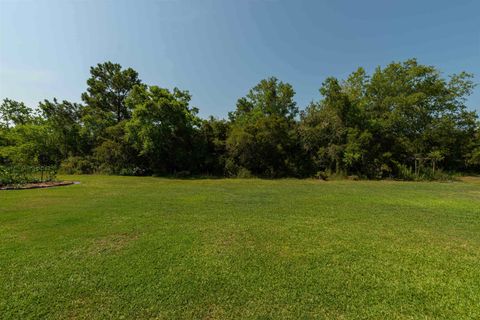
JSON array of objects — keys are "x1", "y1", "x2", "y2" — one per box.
[{"x1": 1, "y1": 0, "x2": 479, "y2": 117}]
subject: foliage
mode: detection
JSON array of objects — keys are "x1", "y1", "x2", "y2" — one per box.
[
  {"x1": 0, "y1": 123, "x2": 61, "y2": 165},
  {"x1": 226, "y1": 77, "x2": 304, "y2": 177},
  {"x1": 299, "y1": 59, "x2": 478, "y2": 179},
  {"x1": 125, "y1": 85, "x2": 200, "y2": 174},
  {"x1": 59, "y1": 156, "x2": 96, "y2": 174},
  {"x1": 80, "y1": 62, "x2": 142, "y2": 153},
  {"x1": 0, "y1": 165, "x2": 57, "y2": 186},
  {"x1": 195, "y1": 117, "x2": 229, "y2": 176},
  {"x1": 39, "y1": 98, "x2": 85, "y2": 158},
  {"x1": 0, "y1": 98, "x2": 33, "y2": 129},
  {"x1": 81, "y1": 61, "x2": 142, "y2": 124},
  {"x1": 0, "y1": 59, "x2": 478, "y2": 179}
]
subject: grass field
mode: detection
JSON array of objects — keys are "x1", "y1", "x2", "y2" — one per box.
[{"x1": 1, "y1": 176, "x2": 480, "y2": 319}]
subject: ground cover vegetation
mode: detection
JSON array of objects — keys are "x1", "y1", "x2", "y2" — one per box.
[
  {"x1": 1, "y1": 59, "x2": 479, "y2": 179},
  {"x1": 1, "y1": 176, "x2": 480, "y2": 319},
  {"x1": 0, "y1": 165, "x2": 57, "y2": 187}
]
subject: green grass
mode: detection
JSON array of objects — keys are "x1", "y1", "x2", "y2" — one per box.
[{"x1": 1, "y1": 176, "x2": 480, "y2": 319}]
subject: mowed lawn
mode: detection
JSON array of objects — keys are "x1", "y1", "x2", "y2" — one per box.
[{"x1": 1, "y1": 176, "x2": 480, "y2": 319}]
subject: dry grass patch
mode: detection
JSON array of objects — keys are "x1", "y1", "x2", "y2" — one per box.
[{"x1": 87, "y1": 232, "x2": 139, "y2": 255}]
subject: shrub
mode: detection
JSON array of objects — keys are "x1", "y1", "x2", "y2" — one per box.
[
  {"x1": 394, "y1": 162, "x2": 457, "y2": 181},
  {"x1": 174, "y1": 170, "x2": 191, "y2": 178},
  {"x1": 395, "y1": 163, "x2": 416, "y2": 181},
  {"x1": 236, "y1": 167, "x2": 253, "y2": 178},
  {"x1": 60, "y1": 156, "x2": 96, "y2": 174},
  {"x1": 315, "y1": 171, "x2": 328, "y2": 180},
  {"x1": 224, "y1": 158, "x2": 239, "y2": 177},
  {"x1": 0, "y1": 165, "x2": 57, "y2": 186},
  {"x1": 119, "y1": 167, "x2": 148, "y2": 176},
  {"x1": 418, "y1": 167, "x2": 457, "y2": 182}
]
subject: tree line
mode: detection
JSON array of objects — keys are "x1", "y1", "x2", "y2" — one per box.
[{"x1": 1, "y1": 59, "x2": 479, "y2": 179}]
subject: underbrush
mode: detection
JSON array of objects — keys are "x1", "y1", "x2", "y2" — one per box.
[
  {"x1": 395, "y1": 163, "x2": 458, "y2": 181},
  {"x1": 57, "y1": 156, "x2": 463, "y2": 182},
  {"x1": 0, "y1": 165, "x2": 58, "y2": 186}
]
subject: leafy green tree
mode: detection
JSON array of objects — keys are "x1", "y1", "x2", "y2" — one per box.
[
  {"x1": 1, "y1": 59, "x2": 477, "y2": 178},
  {"x1": 228, "y1": 113, "x2": 298, "y2": 177},
  {"x1": 299, "y1": 101, "x2": 344, "y2": 175},
  {"x1": 0, "y1": 99, "x2": 57, "y2": 165},
  {"x1": 428, "y1": 150, "x2": 444, "y2": 174},
  {"x1": 81, "y1": 62, "x2": 142, "y2": 123},
  {"x1": 0, "y1": 99, "x2": 33, "y2": 129},
  {"x1": 0, "y1": 123, "x2": 59, "y2": 165},
  {"x1": 229, "y1": 77, "x2": 298, "y2": 121},
  {"x1": 39, "y1": 99, "x2": 84, "y2": 158},
  {"x1": 93, "y1": 121, "x2": 142, "y2": 174},
  {"x1": 77, "y1": 62, "x2": 143, "y2": 171},
  {"x1": 300, "y1": 59, "x2": 478, "y2": 178},
  {"x1": 125, "y1": 85, "x2": 200, "y2": 174},
  {"x1": 196, "y1": 117, "x2": 229, "y2": 175},
  {"x1": 226, "y1": 77, "x2": 302, "y2": 177},
  {"x1": 466, "y1": 130, "x2": 480, "y2": 168},
  {"x1": 366, "y1": 59, "x2": 477, "y2": 174},
  {"x1": 299, "y1": 76, "x2": 365, "y2": 176}
]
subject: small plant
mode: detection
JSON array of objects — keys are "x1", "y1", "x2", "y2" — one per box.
[
  {"x1": 118, "y1": 167, "x2": 148, "y2": 176},
  {"x1": 315, "y1": 171, "x2": 328, "y2": 180},
  {"x1": 0, "y1": 165, "x2": 58, "y2": 187},
  {"x1": 236, "y1": 167, "x2": 253, "y2": 178},
  {"x1": 395, "y1": 163, "x2": 416, "y2": 181}
]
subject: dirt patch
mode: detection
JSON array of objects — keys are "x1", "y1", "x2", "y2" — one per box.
[{"x1": 0, "y1": 181, "x2": 78, "y2": 190}]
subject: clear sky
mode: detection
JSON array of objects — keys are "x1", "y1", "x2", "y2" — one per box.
[{"x1": 1, "y1": 0, "x2": 479, "y2": 117}]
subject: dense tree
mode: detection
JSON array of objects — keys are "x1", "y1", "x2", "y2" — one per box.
[
  {"x1": 0, "y1": 99, "x2": 33, "y2": 129},
  {"x1": 365, "y1": 59, "x2": 477, "y2": 176},
  {"x1": 196, "y1": 117, "x2": 229, "y2": 175},
  {"x1": 0, "y1": 100, "x2": 53, "y2": 165},
  {"x1": 0, "y1": 59, "x2": 478, "y2": 179},
  {"x1": 92, "y1": 120, "x2": 142, "y2": 174},
  {"x1": 299, "y1": 75, "x2": 370, "y2": 176},
  {"x1": 466, "y1": 131, "x2": 480, "y2": 169},
  {"x1": 300, "y1": 59, "x2": 478, "y2": 178},
  {"x1": 125, "y1": 85, "x2": 200, "y2": 174},
  {"x1": 0, "y1": 123, "x2": 59, "y2": 165},
  {"x1": 226, "y1": 77, "x2": 303, "y2": 177},
  {"x1": 39, "y1": 99, "x2": 84, "y2": 158},
  {"x1": 81, "y1": 62, "x2": 142, "y2": 124},
  {"x1": 79, "y1": 62, "x2": 143, "y2": 159},
  {"x1": 229, "y1": 77, "x2": 298, "y2": 121}
]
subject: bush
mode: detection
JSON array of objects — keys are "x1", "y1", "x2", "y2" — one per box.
[
  {"x1": 395, "y1": 163, "x2": 416, "y2": 181},
  {"x1": 236, "y1": 167, "x2": 253, "y2": 178},
  {"x1": 432, "y1": 170, "x2": 458, "y2": 182},
  {"x1": 315, "y1": 171, "x2": 328, "y2": 180},
  {"x1": 0, "y1": 165, "x2": 57, "y2": 186},
  {"x1": 418, "y1": 167, "x2": 457, "y2": 182},
  {"x1": 119, "y1": 167, "x2": 148, "y2": 176},
  {"x1": 60, "y1": 156, "x2": 96, "y2": 174},
  {"x1": 174, "y1": 170, "x2": 191, "y2": 178},
  {"x1": 394, "y1": 162, "x2": 457, "y2": 181},
  {"x1": 224, "y1": 158, "x2": 239, "y2": 177},
  {"x1": 324, "y1": 169, "x2": 347, "y2": 181}
]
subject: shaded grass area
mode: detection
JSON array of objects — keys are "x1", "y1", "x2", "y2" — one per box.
[{"x1": 1, "y1": 176, "x2": 479, "y2": 319}]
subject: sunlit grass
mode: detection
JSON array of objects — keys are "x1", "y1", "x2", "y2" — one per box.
[{"x1": 1, "y1": 176, "x2": 479, "y2": 319}]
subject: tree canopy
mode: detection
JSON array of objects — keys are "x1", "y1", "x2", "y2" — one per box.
[{"x1": 0, "y1": 59, "x2": 478, "y2": 179}]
